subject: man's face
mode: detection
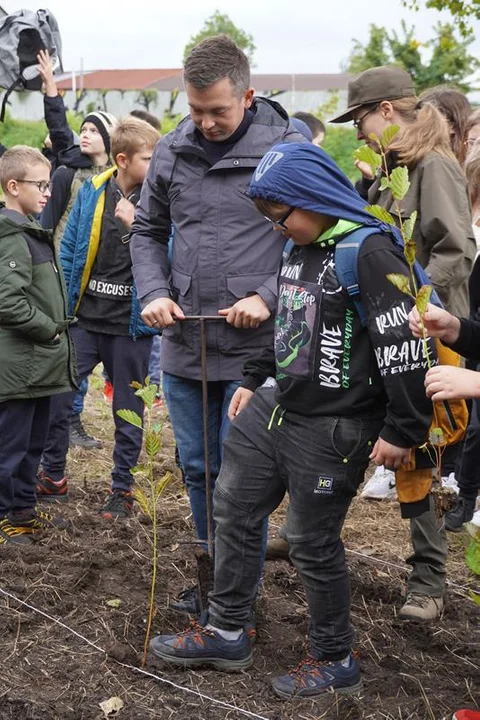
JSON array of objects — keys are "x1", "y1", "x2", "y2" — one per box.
[
  {"x1": 80, "y1": 121, "x2": 107, "y2": 157},
  {"x1": 185, "y1": 77, "x2": 254, "y2": 142}
]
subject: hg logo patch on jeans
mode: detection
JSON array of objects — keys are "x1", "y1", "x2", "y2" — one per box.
[{"x1": 314, "y1": 476, "x2": 334, "y2": 494}]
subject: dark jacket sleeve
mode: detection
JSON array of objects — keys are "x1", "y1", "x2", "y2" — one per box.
[
  {"x1": 130, "y1": 140, "x2": 173, "y2": 307},
  {"x1": 40, "y1": 165, "x2": 74, "y2": 231},
  {"x1": 358, "y1": 234, "x2": 435, "y2": 448},
  {"x1": 43, "y1": 94, "x2": 74, "y2": 158},
  {"x1": 446, "y1": 318, "x2": 480, "y2": 362},
  {"x1": 0, "y1": 233, "x2": 59, "y2": 342},
  {"x1": 241, "y1": 344, "x2": 276, "y2": 391},
  {"x1": 355, "y1": 175, "x2": 374, "y2": 200}
]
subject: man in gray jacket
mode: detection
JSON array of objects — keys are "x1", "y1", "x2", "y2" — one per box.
[{"x1": 130, "y1": 35, "x2": 303, "y2": 613}]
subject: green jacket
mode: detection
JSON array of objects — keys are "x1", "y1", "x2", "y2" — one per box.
[{"x1": 0, "y1": 208, "x2": 76, "y2": 402}]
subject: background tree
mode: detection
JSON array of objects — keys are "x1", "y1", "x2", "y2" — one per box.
[
  {"x1": 183, "y1": 10, "x2": 256, "y2": 63},
  {"x1": 136, "y1": 89, "x2": 158, "y2": 112},
  {"x1": 402, "y1": 0, "x2": 480, "y2": 37},
  {"x1": 346, "y1": 20, "x2": 479, "y2": 93}
]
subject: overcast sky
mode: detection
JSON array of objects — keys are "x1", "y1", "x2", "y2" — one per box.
[{"x1": 2, "y1": 0, "x2": 480, "y2": 76}]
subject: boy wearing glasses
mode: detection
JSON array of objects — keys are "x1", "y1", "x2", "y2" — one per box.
[
  {"x1": 148, "y1": 143, "x2": 434, "y2": 697},
  {"x1": 0, "y1": 146, "x2": 75, "y2": 545}
]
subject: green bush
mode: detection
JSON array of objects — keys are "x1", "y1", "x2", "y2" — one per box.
[{"x1": 322, "y1": 126, "x2": 362, "y2": 183}]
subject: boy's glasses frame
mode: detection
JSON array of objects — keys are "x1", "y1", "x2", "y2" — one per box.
[
  {"x1": 15, "y1": 179, "x2": 53, "y2": 193},
  {"x1": 264, "y1": 206, "x2": 295, "y2": 230}
]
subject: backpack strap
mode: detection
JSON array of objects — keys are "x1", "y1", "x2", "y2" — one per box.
[{"x1": 334, "y1": 226, "x2": 383, "y2": 327}]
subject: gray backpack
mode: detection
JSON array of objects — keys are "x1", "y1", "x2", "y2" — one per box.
[{"x1": 0, "y1": 8, "x2": 63, "y2": 120}]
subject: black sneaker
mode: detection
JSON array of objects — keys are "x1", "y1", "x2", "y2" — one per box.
[
  {"x1": 100, "y1": 490, "x2": 134, "y2": 519},
  {"x1": 9, "y1": 508, "x2": 69, "y2": 532},
  {"x1": 69, "y1": 416, "x2": 102, "y2": 449},
  {"x1": 445, "y1": 496, "x2": 476, "y2": 533},
  {"x1": 271, "y1": 652, "x2": 362, "y2": 698},
  {"x1": 170, "y1": 585, "x2": 201, "y2": 615},
  {"x1": 0, "y1": 517, "x2": 33, "y2": 545},
  {"x1": 36, "y1": 470, "x2": 69, "y2": 503}
]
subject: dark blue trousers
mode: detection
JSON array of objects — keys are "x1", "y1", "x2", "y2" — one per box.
[
  {"x1": 457, "y1": 396, "x2": 480, "y2": 500},
  {"x1": 0, "y1": 396, "x2": 51, "y2": 516},
  {"x1": 41, "y1": 326, "x2": 152, "y2": 491}
]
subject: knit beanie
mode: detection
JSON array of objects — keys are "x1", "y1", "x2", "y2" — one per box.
[{"x1": 81, "y1": 111, "x2": 118, "y2": 155}]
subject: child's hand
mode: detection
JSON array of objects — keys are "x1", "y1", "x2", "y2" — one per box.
[
  {"x1": 37, "y1": 49, "x2": 56, "y2": 96},
  {"x1": 228, "y1": 387, "x2": 254, "y2": 420},
  {"x1": 425, "y1": 365, "x2": 480, "y2": 401},
  {"x1": 369, "y1": 437, "x2": 411, "y2": 470},
  {"x1": 115, "y1": 197, "x2": 135, "y2": 229},
  {"x1": 409, "y1": 303, "x2": 461, "y2": 343}
]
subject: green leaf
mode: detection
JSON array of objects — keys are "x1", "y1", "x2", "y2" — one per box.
[
  {"x1": 403, "y1": 210, "x2": 418, "y2": 240},
  {"x1": 380, "y1": 124, "x2": 400, "y2": 148},
  {"x1": 387, "y1": 273, "x2": 412, "y2": 297},
  {"x1": 466, "y1": 538, "x2": 480, "y2": 576},
  {"x1": 366, "y1": 204, "x2": 396, "y2": 225},
  {"x1": 132, "y1": 487, "x2": 152, "y2": 520},
  {"x1": 135, "y1": 384, "x2": 157, "y2": 409},
  {"x1": 155, "y1": 472, "x2": 172, "y2": 500},
  {"x1": 416, "y1": 284, "x2": 432, "y2": 315},
  {"x1": 117, "y1": 409, "x2": 143, "y2": 429},
  {"x1": 379, "y1": 177, "x2": 389, "y2": 191},
  {"x1": 144, "y1": 375, "x2": 151, "y2": 386},
  {"x1": 129, "y1": 464, "x2": 149, "y2": 476},
  {"x1": 145, "y1": 430, "x2": 161, "y2": 458},
  {"x1": 404, "y1": 240, "x2": 416, "y2": 266},
  {"x1": 469, "y1": 590, "x2": 480, "y2": 606},
  {"x1": 368, "y1": 132, "x2": 381, "y2": 147},
  {"x1": 130, "y1": 381, "x2": 143, "y2": 390},
  {"x1": 390, "y1": 166, "x2": 410, "y2": 201},
  {"x1": 354, "y1": 144, "x2": 381, "y2": 172},
  {"x1": 429, "y1": 426, "x2": 445, "y2": 446}
]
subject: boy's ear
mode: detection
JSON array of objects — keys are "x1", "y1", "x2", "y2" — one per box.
[
  {"x1": 115, "y1": 152, "x2": 129, "y2": 170},
  {"x1": 5, "y1": 179, "x2": 19, "y2": 196}
]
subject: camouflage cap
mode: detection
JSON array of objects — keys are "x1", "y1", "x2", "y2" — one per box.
[{"x1": 330, "y1": 65, "x2": 415, "y2": 123}]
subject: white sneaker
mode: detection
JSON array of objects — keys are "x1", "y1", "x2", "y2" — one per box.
[
  {"x1": 471, "y1": 509, "x2": 480, "y2": 528},
  {"x1": 441, "y1": 472, "x2": 460, "y2": 494},
  {"x1": 360, "y1": 465, "x2": 397, "y2": 500}
]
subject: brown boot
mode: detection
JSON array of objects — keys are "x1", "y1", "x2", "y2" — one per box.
[{"x1": 265, "y1": 537, "x2": 290, "y2": 561}]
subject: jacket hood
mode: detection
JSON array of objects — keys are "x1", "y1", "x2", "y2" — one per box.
[
  {"x1": 168, "y1": 97, "x2": 299, "y2": 153},
  {"x1": 56, "y1": 143, "x2": 93, "y2": 169},
  {"x1": 248, "y1": 142, "x2": 392, "y2": 230},
  {"x1": 0, "y1": 207, "x2": 50, "y2": 240}
]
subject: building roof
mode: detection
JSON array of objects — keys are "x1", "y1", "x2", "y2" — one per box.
[{"x1": 55, "y1": 69, "x2": 350, "y2": 93}]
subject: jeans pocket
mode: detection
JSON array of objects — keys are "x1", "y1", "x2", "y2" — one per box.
[{"x1": 330, "y1": 417, "x2": 364, "y2": 460}]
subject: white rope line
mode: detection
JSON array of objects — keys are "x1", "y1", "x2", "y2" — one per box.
[
  {"x1": 344, "y1": 548, "x2": 477, "y2": 594},
  {"x1": 0, "y1": 587, "x2": 270, "y2": 720}
]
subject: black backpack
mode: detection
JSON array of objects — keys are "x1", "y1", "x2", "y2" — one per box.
[{"x1": 0, "y1": 8, "x2": 63, "y2": 121}]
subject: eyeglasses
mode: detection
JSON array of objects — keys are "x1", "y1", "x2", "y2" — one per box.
[
  {"x1": 15, "y1": 179, "x2": 53, "y2": 193},
  {"x1": 464, "y1": 138, "x2": 480, "y2": 149},
  {"x1": 264, "y1": 206, "x2": 295, "y2": 230},
  {"x1": 352, "y1": 105, "x2": 379, "y2": 132}
]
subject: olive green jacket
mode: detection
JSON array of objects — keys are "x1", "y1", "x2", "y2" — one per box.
[
  {"x1": 0, "y1": 208, "x2": 76, "y2": 402},
  {"x1": 368, "y1": 152, "x2": 476, "y2": 317}
]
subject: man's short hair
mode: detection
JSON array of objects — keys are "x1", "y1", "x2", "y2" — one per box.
[
  {"x1": 292, "y1": 112, "x2": 326, "y2": 139},
  {"x1": 130, "y1": 109, "x2": 161, "y2": 132},
  {"x1": 183, "y1": 34, "x2": 250, "y2": 97},
  {"x1": 0, "y1": 145, "x2": 50, "y2": 191},
  {"x1": 111, "y1": 118, "x2": 159, "y2": 160}
]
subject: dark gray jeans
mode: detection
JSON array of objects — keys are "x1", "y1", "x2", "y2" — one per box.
[{"x1": 208, "y1": 387, "x2": 383, "y2": 660}]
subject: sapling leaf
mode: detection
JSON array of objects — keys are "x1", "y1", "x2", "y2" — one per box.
[
  {"x1": 354, "y1": 145, "x2": 381, "y2": 172},
  {"x1": 404, "y1": 240, "x2": 416, "y2": 266},
  {"x1": 368, "y1": 132, "x2": 381, "y2": 146},
  {"x1": 465, "y1": 538, "x2": 480, "y2": 576},
  {"x1": 381, "y1": 124, "x2": 400, "y2": 148},
  {"x1": 403, "y1": 211, "x2": 418, "y2": 240},
  {"x1": 129, "y1": 464, "x2": 149, "y2": 476},
  {"x1": 132, "y1": 486, "x2": 152, "y2": 519},
  {"x1": 105, "y1": 599, "x2": 121, "y2": 608},
  {"x1": 429, "y1": 426, "x2": 445, "y2": 446},
  {"x1": 469, "y1": 590, "x2": 480, "y2": 607},
  {"x1": 144, "y1": 375, "x2": 151, "y2": 386},
  {"x1": 135, "y1": 384, "x2": 157, "y2": 409},
  {"x1": 145, "y1": 430, "x2": 161, "y2": 458},
  {"x1": 130, "y1": 381, "x2": 143, "y2": 390},
  {"x1": 387, "y1": 273, "x2": 412, "y2": 296},
  {"x1": 117, "y1": 409, "x2": 143, "y2": 429},
  {"x1": 367, "y1": 204, "x2": 396, "y2": 225},
  {"x1": 416, "y1": 285, "x2": 432, "y2": 315},
  {"x1": 379, "y1": 177, "x2": 389, "y2": 191},
  {"x1": 390, "y1": 166, "x2": 410, "y2": 201}
]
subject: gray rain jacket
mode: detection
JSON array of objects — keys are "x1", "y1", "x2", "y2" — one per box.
[{"x1": 130, "y1": 98, "x2": 304, "y2": 381}]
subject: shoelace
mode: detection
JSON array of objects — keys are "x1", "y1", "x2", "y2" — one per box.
[
  {"x1": 172, "y1": 619, "x2": 216, "y2": 649},
  {"x1": 405, "y1": 593, "x2": 430, "y2": 608},
  {"x1": 286, "y1": 655, "x2": 333, "y2": 686}
]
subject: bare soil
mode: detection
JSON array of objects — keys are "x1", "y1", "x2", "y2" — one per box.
[{"x1": 0, "y1": 375, "x2": 479, "y2": 720}]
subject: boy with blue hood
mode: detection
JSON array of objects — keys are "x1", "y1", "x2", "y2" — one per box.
[{"x1": 148, "y1": 143, "x2": 434, "y2": 697}]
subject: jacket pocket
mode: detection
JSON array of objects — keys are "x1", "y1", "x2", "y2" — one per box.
[
  {"x1": 0, "y1": 331, "x2": 33, "y2": 396},
  {"x1": 218, "y1": 272, "x2": 275, "y2": 354},
  {"x1": 162, "y1": 268, "x2": 194, "y2": 348},
  {"x1": 27, "y1": 337, "x2": 70, "y2": 389}
]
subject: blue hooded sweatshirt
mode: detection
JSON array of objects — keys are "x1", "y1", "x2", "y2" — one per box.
[{"x1": 242, "y1": 142, "x2": 434, "y2": 450}]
